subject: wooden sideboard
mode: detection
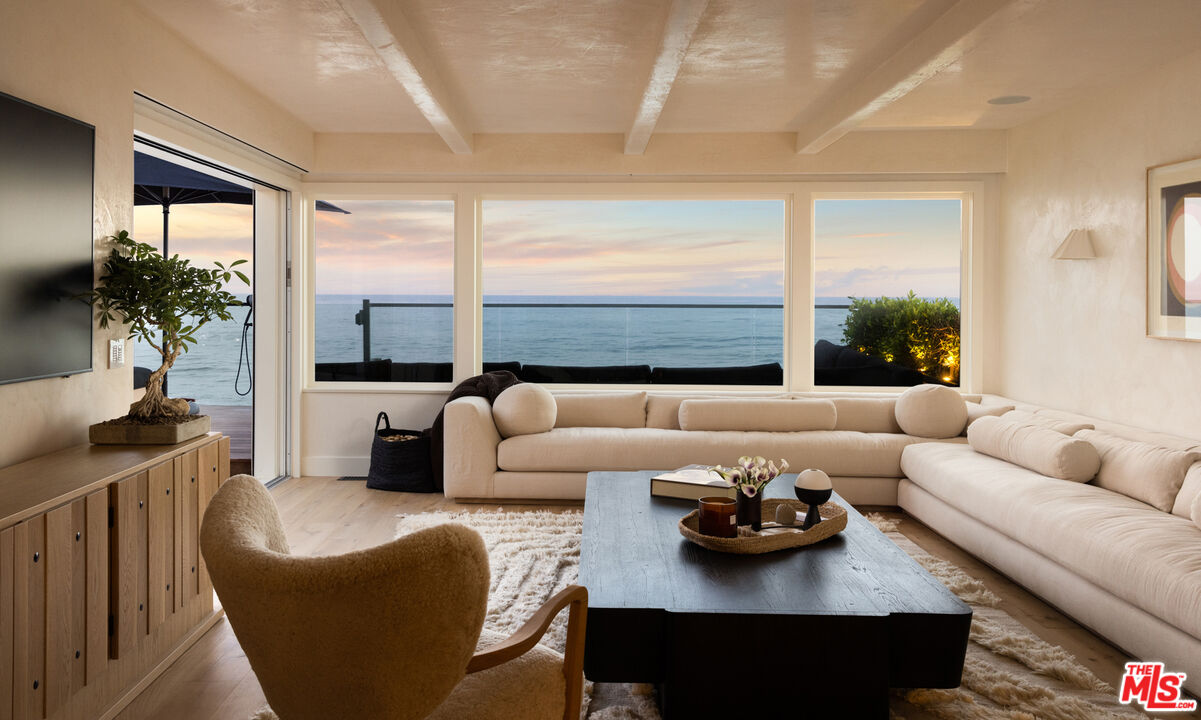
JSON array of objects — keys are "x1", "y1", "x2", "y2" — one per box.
[{"x1": 0, "y1": 433, "x2": 230, "y2": 720}]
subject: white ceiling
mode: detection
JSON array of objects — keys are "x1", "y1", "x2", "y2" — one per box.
[{"x1": 134, "y1": 0, "x2": 1201, "y2": 143}]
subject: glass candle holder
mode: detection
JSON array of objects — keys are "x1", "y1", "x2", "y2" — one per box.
[{"x1": 698, "y1": 496, "x2": 738, "y2": 538}]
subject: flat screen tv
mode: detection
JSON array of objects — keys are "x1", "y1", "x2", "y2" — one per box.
[{"x1": 0, "y1": 91, "x2": 95, "y2": 385}]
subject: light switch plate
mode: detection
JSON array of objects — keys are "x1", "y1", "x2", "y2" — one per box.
[{"x1": 109, "y1": 339, "x2": 125, "y2": 368}]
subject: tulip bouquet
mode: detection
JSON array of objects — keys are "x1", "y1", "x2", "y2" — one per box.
[{"x1": 710, "y1": 455, "x2": 790, "y2": 498}]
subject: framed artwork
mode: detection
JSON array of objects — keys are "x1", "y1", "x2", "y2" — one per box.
[{"x1": 1147, "y1": 155, "x2": 1201, "y2": 340}]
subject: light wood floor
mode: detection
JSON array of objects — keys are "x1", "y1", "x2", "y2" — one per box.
[{"x1": 115, "y1": 477, "x2": 1196, "y2": 719}]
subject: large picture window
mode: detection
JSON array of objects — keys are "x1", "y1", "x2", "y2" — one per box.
[
  {"x1": 480, "y1": 199, "x2": 785, "y2": 385},
  {"x1": 312, "y1": 199, "x2": 454, "y2": 382},
  {"x1": 813, "y1": 197, "x2": 963, "y2": 387}
]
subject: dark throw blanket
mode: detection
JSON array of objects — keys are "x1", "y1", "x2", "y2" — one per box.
[{"x1": 428, "y1": 370, "x2": 523, "y2": 491}]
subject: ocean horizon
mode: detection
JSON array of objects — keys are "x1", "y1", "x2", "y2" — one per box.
[{"x1": 137, "y1": 294, "x2": 957, "y2": 406}]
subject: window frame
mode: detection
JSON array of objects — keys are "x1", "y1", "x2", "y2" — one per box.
[
  {"x1": 809, "y1": 187, "x2": 978, "y2": 393},
  {"x1": 303, "y1": 187, "x2": 460, "y2": 393},
  {"x1": 300, "y1": 180, "x2": 985, "y2": 395}
]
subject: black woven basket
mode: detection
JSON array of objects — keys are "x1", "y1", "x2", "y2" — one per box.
[{"x1": 366, "y1": 412, "x2": 435, "y2": 493}]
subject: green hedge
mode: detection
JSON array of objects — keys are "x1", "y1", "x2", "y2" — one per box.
[{"x1": 841, "y1": 292, "x2": 960, "y2": 384}]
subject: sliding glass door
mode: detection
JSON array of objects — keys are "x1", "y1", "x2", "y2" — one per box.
[{"x1": 132, "y1": 142, "x2": 289, "y2": 481}]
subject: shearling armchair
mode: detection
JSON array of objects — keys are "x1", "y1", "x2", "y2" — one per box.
[{"x1": 200, "y1": 475, "x2": 588, "y2": 720}]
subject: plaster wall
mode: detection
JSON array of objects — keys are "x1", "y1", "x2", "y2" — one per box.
[
  {"x1": 0, "y1": 0, "x2": 312, "y2": 467},
  {"x1": 996, "y1": 47, "x2": 1201, "y2": 435}
]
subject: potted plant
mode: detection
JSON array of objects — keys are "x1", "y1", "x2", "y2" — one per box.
[{"x1": 84, "y1": 230, "x2": 246, "y2": 444}]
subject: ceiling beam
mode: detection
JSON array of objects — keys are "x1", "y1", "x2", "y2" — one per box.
[
  {"x1": 795, "y1": 0, "x2": 1015, "y2": 155},
  {"x1": 624, "y1": 0, "x2": 710, "y2": 155},
  {"x1": 337, "y1": 0, "x2": 473, "y2": 154}
]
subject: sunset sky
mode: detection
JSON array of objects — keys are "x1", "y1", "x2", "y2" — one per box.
[
  {"x1": 136, "y1": 195, "x2": 962, "y2": 301},
  {"x1": 815, "y1": 198, "x2": 962, "y2": 299}
]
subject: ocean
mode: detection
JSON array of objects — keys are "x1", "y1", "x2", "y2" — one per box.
[{"x1": 135, "y1": 295, "x2": 865, "y2": 406}]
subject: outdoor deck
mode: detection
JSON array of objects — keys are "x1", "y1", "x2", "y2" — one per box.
[{"x1": 203, "y1": 404, "x2": 251, "y2": 474}]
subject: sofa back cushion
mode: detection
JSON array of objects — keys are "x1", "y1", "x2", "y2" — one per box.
[
  {"x1": 1077, "y1": 429, "x2": 1201, "y2": 512},
  {"x1": 964, "y1": 402, "x2": 1014, "y2": 431},
  {"x1": 1001, "y1": 410, "x2": 1093, "y2": 436},
  {"x1": 830, "y1": 398, "x2": 900, "y2": 433},
  {"x1": 967, "y1": 416, "x2": 1101, "y2": 482},
  {"x1": 491, "y1": 384, "x2": 557, "y2": 438},
  {"x1": 646, "y1": 394, "x2": 717, "y2": 430},
  {"x1": 553, "y1": 391, "x2": 647, "y2": 428},
  {"x1": 894, "y1": 384, "x2": 967, "y2": 439},
  {"x1": 678, "y1": 399, "x2": 836, "y2": 432},
  {"x1": 1172, "y1": 462, "x2": 1201, "y2": 519}
]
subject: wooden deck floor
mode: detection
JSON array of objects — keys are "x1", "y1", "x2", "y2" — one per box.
[{"x1": 202, "y1": 405, "x2": 251, "y2": 461}]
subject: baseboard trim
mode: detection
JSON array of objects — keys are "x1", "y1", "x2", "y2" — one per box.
[
  {"x1": 302, "y1": 455, "x2": 369, "y2": 477},
  {"x1": 99, "y1": 609, "x2": 226, "y2": 720}
]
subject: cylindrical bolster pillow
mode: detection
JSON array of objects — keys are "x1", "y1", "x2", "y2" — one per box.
[
  {"x1": 967, "y1": 416, "x2": 1100, "y2": 482},
  {"x1": 492, "y1": 384, "x2": 557, "y2": 437},
  {"x1": 894, "y1": 384, "x2": 967, "y2": 439},
  {"x1": 679, "y1": 398, "x2": 836, "y2": 432}
]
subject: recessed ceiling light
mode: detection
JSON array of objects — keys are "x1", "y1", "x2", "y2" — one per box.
[{"x1": 988, "y1": 95, "x2": 1031, "y2": 105}]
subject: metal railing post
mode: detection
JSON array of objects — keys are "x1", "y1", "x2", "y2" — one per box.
[{"x1": 355, "y1": 298, "x2": 372, "y2": 363}]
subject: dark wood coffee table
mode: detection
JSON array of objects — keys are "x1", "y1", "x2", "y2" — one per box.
[{"x1": 579, "y1": 471, "x2": 971, "y2": 718}]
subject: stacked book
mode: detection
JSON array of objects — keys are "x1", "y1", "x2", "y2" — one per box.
[{"x1": 650, "y1": 464, "x2": 736, "y2": 500}]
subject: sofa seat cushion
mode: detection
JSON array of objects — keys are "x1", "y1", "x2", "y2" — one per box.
[
  {"x1": 499, "y1": 428, "x2": 939, "y2": 477},
  {"x1": 901, "y1": 442, "x2": 1201, "y2": 641}
]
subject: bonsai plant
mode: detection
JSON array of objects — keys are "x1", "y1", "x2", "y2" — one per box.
[{"x1": 85, "y1": 230, "x2": 246, "y2": 425}]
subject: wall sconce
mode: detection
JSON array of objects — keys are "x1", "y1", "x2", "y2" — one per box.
[{"x1": 1052, "y1": 229, "x2": 1096, "y2": 259}]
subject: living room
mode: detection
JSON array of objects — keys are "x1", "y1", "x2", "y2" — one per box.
[{"x1": 2, "y1": 0, "x2": 1201, "y2": 718}]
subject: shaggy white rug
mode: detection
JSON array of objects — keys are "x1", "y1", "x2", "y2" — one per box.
[{"x1": 389, "y1": 509, "x2": 1149, "y2": 720}]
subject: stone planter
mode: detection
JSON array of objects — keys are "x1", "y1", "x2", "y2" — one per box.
[{"x1": 89, "y1": 415, "x2": 210, "y2": 445}]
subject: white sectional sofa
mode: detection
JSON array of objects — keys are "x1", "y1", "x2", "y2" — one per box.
[
  {"x1": 899, "y1": 399, "x2": 1201, "y2": 696},
  {"x1": 443, "y1": 388, "x2": 973, "y2": 504},
  {"x1": 443, "y1": 384, "x2": 1201, "y2": 694}
]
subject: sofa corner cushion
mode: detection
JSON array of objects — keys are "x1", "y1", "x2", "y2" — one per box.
[
  {"x1": 964, "y1": 402, "x2": 1014, "y2": 432},
  {"x1": 894, "y1": 384, "x2": 967, "y2": 439},
  {"x1": 1078, "y1": 429, "x2": 1201, "y2": 512},
  {"x1": 678, "y1": 398, "x2": 836, "y2": 432},
  {"x1": 553, "y1": 391, "x2": 647, "y2": 428},
  {"x1": 492, "y1": 384, "x2": 557, "y2": 438},
  {"x1": 1172, "y1": 462, "x2": 1201, "y2": 519},
  {"x1": 967, "y1": 416, "x2": 1100, "y2": 482},
  {"x1": 1001, "y1": 409, "x2": 1093, "y2": 435}
]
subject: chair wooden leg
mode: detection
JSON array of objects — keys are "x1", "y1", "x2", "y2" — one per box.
[{"x1": 561, "y1": 589, "x2": 588, "y2": 720}]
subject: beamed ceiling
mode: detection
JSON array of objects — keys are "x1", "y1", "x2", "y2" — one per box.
[{"x1": 133, "y1": 0, "x2": 1201, "y2": 154}]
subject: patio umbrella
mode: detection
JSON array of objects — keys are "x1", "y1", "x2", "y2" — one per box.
[
  {"x1": 134, "y1": 150, "x2": 348, "y2": 256},
  {"x1": 132, "y1": 151, "x2": 349, "y2": 395}
]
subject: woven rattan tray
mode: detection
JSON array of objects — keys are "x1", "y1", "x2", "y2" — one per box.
[{"x1": 678, "y1": 498, "x2": 847, "y2": 554}]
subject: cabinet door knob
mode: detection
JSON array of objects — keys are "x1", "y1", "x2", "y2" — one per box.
[
  {"x1": 33, "y1": 552, "x2": 39, "y2": 562},
  {"x1": 139, "y1": 500, "x2": 144, "y2": 509}
]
